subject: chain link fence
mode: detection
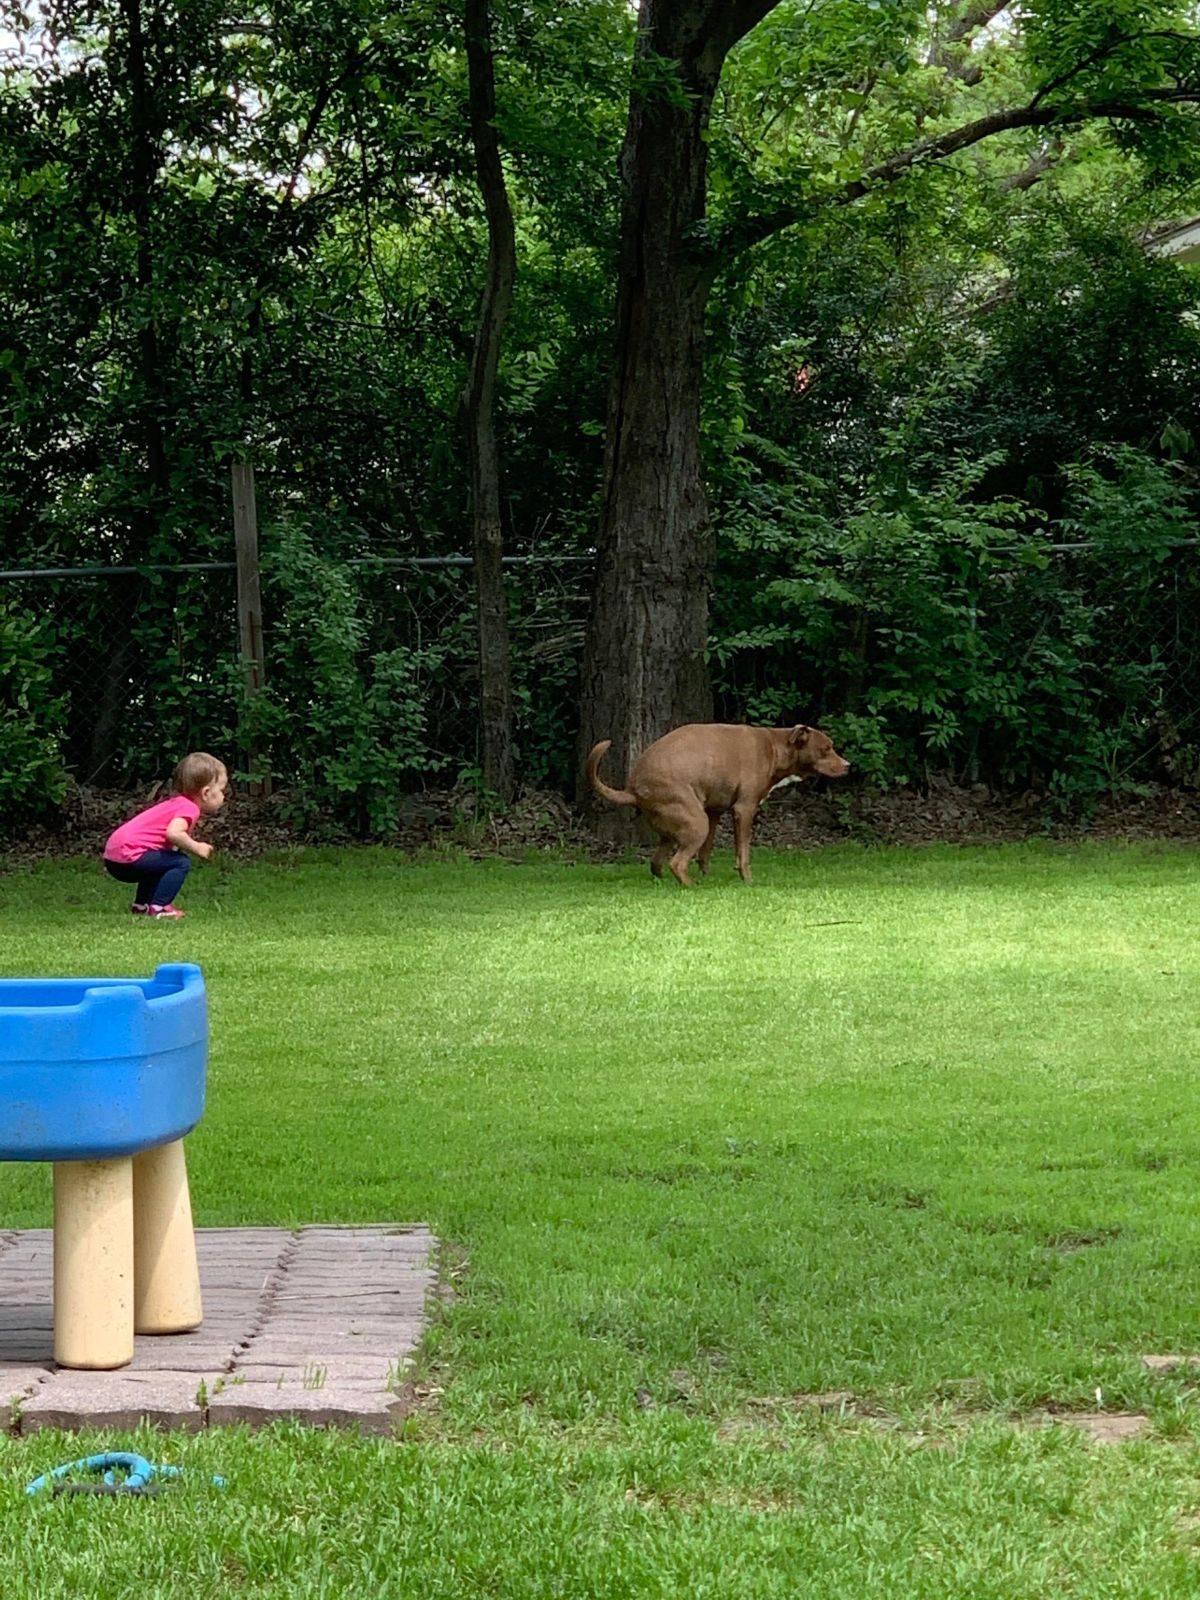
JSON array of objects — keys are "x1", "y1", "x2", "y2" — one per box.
[
  {"x1": 0, "y1": 555, "x2": 590, "y2": 795},
  {"x1": 0, "y1": 562, "x2": 239, "y2": 787},
  {"x1": 2, "y1": 539, "x2": 1197, "y2": 810},
  {"x1": 710, "y1": 534, "x2": 1200, "y2": 795},
  {"x1": 1058, "y1": 541, "x2": 1200, "y2": 789}
]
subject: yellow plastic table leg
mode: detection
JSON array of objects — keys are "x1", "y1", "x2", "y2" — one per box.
[
  {"x1": 52, "y1": 1158, "x2": 134, "y2": 1369},
  {"x1": 132, "y1": 1139, "x2": 203, "y2": 1334}
]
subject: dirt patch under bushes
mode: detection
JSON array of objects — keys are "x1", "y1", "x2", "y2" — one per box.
[{"x1": 5, "y1": 775, "x2": 1200, "y2": 866}]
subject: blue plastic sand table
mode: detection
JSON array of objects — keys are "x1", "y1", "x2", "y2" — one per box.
[{"x1": 0, "y1": 963, "x2": 207, "y2": 1162}]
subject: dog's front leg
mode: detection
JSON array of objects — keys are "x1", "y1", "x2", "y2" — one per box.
[{"x1": 732, "y1": 802, "x2": 757, "y2": 884}]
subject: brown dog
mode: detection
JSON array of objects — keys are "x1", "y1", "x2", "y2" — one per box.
[{"x1": 587, "y1": 723, "x2": 850, "y2": 886}]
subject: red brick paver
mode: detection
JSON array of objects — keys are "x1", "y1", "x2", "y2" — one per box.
[{"x1": 0, "y1": 1225, "x2": 435, "y2": 1435}]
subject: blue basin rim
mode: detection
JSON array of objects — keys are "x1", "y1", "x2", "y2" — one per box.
[{"x1": 0, "y1": 963, "x2": 207, "y2": 1162}]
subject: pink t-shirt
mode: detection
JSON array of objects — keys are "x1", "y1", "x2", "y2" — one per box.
[{"x1": 104, "y1": 796, "x2": 200, "y2": 864}]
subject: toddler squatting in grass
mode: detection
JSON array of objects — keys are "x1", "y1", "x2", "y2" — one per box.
[{"x1": 102, "y1": 751, "x2": 228, "y2": 919}]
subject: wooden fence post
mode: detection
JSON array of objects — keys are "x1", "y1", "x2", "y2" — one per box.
[{"x1": 231, "y1": 460, "x2": 270, "y2": 797}]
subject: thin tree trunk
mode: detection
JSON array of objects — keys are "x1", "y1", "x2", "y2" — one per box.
[
  {"x1": 462, "y1": 0, "x2": 516, "y2": 802},
  {"x1": 121, "y1": 0, "x2": 169, "y2": 511},
  {"x1": 88, "y1": 0, "x2": 170, "y2": 782}
]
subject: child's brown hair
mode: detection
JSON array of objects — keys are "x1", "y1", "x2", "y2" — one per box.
[{"x1": 171, "y1": 752, "x2": 225, "y2": 798}]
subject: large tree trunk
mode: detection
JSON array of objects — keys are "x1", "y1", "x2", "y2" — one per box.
[
  {"x1": 575, "y1": 0, "x2": 1183, "y2": 833},
  {"x1": 462, "y1": 0, "x2": 516, "y2": 802},
  {"x1": 576, "y1": 2, "x2": 732, "y2": 835}
]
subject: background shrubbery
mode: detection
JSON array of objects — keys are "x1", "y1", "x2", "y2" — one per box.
[{"x1": 1, "y1": 6, "x2": 1198, "y2": 836}]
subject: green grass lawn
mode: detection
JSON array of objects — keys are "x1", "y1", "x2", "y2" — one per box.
[{"x1": 4, "y1": 842, "x2": 1200, "y2": 1596}]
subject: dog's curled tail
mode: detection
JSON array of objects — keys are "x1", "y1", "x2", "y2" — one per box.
[{"x1": 586, "y1": 740, "x2": 637, "y2": 807}]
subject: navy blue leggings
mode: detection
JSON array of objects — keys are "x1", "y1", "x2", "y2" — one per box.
[{"x1": 104, "y1": 849, "x2": 191, "y2": 907}]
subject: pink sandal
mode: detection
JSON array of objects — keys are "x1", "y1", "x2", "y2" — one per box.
[{"x1": 145, "y1": 905, "x2": 185, "y2": 919}]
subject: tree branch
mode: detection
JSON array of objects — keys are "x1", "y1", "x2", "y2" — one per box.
[
  {"x1": 720, "y1": 85, "x2": 1200, "y2": 259},
  {"x1": 946, "y1": 0, "x2": 1009, "y2": 49},
  {"x1": 1029, "y1": 30, "x2": 1195, "y2": 108},
  {"x1": 681, "y1": 0, "x2": 788, "y2": 75},
  {"x1": 997, "y1": 135, "x2": 1065, "y2": 192},
  {"x1": 926, "y1": 1, "x2": 1009, "y2": 87},
  {"x1": 724, "y1": 0, "x2": 787, "y2": 47}
]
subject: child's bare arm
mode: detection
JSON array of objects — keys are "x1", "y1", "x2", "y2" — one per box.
[{"x1": 165, "y1": 817, "x2": 212, "y2": 860}]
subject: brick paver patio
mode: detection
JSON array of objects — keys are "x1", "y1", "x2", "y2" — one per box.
[{"x1": 0, "y1": 1224, "x2": 435, "y2": 1435}]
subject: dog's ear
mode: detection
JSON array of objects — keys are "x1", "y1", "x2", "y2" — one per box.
[{"x1": 788, "y1": 725, "x2": 811, "y2": 748}]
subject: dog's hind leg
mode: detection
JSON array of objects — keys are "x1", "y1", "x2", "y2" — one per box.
[
  {"x1": 695, "y1": 811, "x2": 721, "y2": 875},
  {"x1": 649, "y1": 838, "x2": 673, "y2": 879},
  {"x1": 667, "y1": 815, "x2": 710, "y2": 888},
  {"x1": 644, "y1": 800, "x2": 707, "y2": 887}
]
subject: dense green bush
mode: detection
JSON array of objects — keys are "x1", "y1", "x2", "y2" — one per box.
[
  {"x1": 251, "y1": 525, "x2": 453, "y2": 836},
  {"x1": 248, "y1": 526, "x2": 588, "y2": 830},
  {"x1": 710, "y1": 440, "x2": 1200, "y2": 808}
]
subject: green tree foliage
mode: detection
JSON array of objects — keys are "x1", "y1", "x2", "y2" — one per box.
[{"x1": 0, "y1": 0, "x2": 1197, "y2": 827}]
